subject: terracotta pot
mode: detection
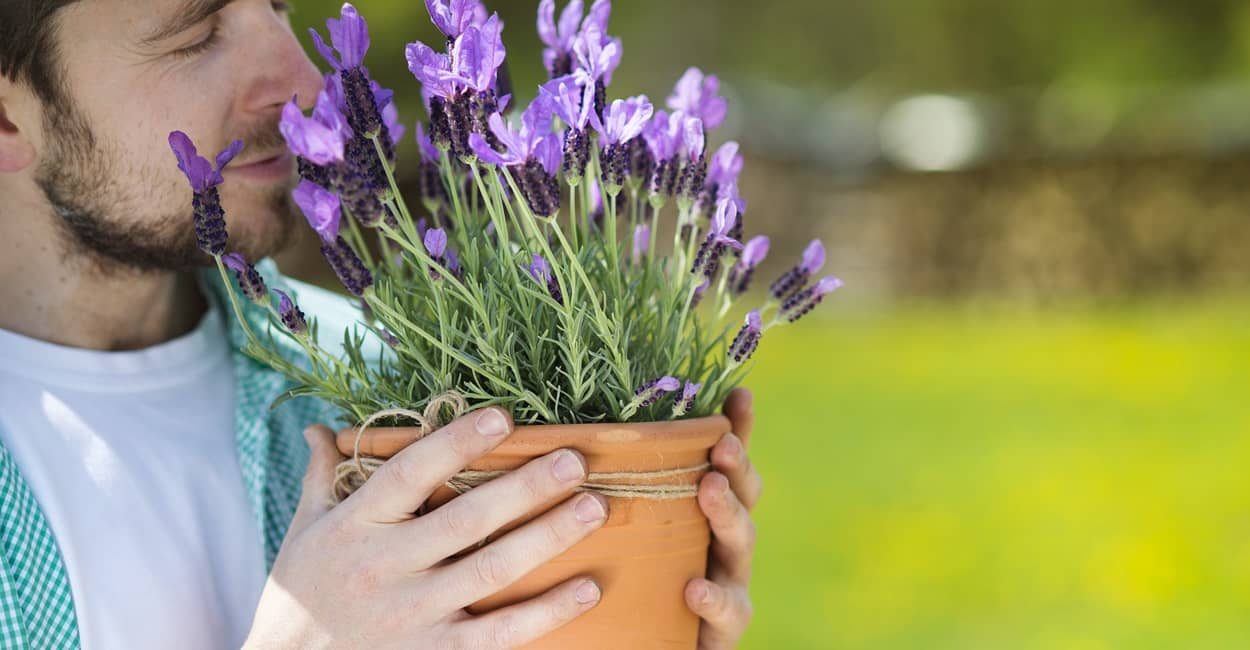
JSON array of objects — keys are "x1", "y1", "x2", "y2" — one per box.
[{"x1": 335, "y1": 415, "x2": 731, "y2": 649}]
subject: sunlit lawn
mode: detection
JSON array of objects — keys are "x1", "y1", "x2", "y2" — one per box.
[{"x1": 741, "y1": 298, "x2": 1250, "y2": 649}]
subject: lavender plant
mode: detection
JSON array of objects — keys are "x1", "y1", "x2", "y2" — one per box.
[{"x1": 173, "y1": 0, "x2": 842, "y2": 427}]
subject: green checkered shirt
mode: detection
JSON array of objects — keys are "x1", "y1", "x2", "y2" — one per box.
[{"x1": 0, "y1": 260, "x2": 348, "y2": 649}]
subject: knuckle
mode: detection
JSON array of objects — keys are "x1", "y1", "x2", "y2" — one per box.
[
  {"x1": 436, "y1": 503, "x2": 479, "y2": 542},
  {"x1": 379, "y1": 455, "x2": 421, "y2": 492},
  {"x1": 737, "y1": 591, "x2": 755, "y2": 630},
  {"x1": 519, "y1": 460, "x2": 551, "y2": 501},
  {"x1": 448, "y1": 427, "x2": 480, "y2": 460},
  {"x1": 542, "y1": 517, "x2": 572, "y2": 550},
  {"x1": 490, "y1": 613, "x2": 524, "y2": 648},
  {"x1": 472, "y1": 548, "x2": 512, "y2": 590},
  {"x1": 743, "y1": 519, "x2": 758, "y2": 554}
]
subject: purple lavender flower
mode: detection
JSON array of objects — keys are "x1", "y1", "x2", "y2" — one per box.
[
  {"x1": 168, "y1": 131, "x2": 242, "y2": 256},
  {"x1": 445, "y1": 14, "x2": 506, "y2": 95},
  {"x1": 310, "y1": 4, "x2": 388, "y2": 139},
  {"x1": 470, "y1": 97, "x2": 564, "y2": 216},
  {"x1": 406, "y1": 41, "x2": 456, "y2": 101},
  {"x1": 632, "y1": 223, "x2": 650, "y2": 264},
  {"x1": 780, "y1": 276, "x2": 843, "y2": 322},
  {"x1": 292, "y1": 180, "x2": 342, "y2": 244},
  {"x1": 700, "y1": 140, "x2": 743, "y2": 215},
  {"x1": 590, "y1": 95, "x2": 653, "y2": 192},
  {"x1": 527, "y1": 253, "x2": 564, "y2": 304},
  {"x1": 590, "y1": 95, "x2": 653, "y2": 146},
  {"x1": 540, "y1": 74, "x2": 594, "y2": 179},
  {"x1": 690, "y1": 278, "x2": 710, "y2": 308},
  {"x1": 424, "y1": 228, "x2": 459, "y2": 280},
  {"x1": 426, "y1": 0, "x2": 488, "y2": 40},
  {"x1": 728, "y1": 310, "x2": 763, "y2": 363},
  {"x1": 320, "y1": 236, "x2": 374, "y2": 297},
  {"x1": 411, "y1": 14, "x2": 507, "y2": 161},
  {"x1": 770, "y1": 240, "x2": 826, "y2": 301},
  {"x1": 221, "y1": 253, "x2": 268, "y2": 304},
  {"x1": 728, "y1": 235, "x2": 770, "y2": 295},
  {"x1": 318, "y1": 72, "x2": 391, "y2": 226},
  {"x1": 691, "y1": 197, "x2": 745, "y2": 279},
  {"x1": 672, "y1": 381, "x2": 702, "y2": 416},
  {"x1": 425, "y1": 226, "x2": 448, "y2": 258},
  {"x1": 274, "y1": 289, "x2": 308, "y2": 336},
  {"x1": 633, "y1": 376, "x2": 680, "y2": 409},
  {"x1": 469, "y1": 97, "x2": 555, "y2": 167},
  {"x1": 674, "y1": 116, "x2": 707, "y2": 205},
  {"x1": 379, "y1": 328, "x2": 401, "y2": 348},
  {"x1": 667, "y1": 67, "x2": 728, "y2": 131},
  {"x1": 280, "y1": 92, "x2": 349, "y2": 168},
  {"x1": 310, "y1": 3, "x2": 369, "y2": 70},
  {"x1": 537, "y1": 0, "x2": 584, "y2": 78},
  {"x1": 572, "y1": 21, "x2": 622, "y2": 115},
  {"x1": 643, "y1": 110, "x2": 681, "y2": 200}
]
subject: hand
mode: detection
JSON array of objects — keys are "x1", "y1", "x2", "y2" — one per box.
[
  {"x1": 687, "y1": 388, "x2": 762, "y2": 649},
  {"x1": 244, "y1": 407, "x2": 610, "y2": 649}
]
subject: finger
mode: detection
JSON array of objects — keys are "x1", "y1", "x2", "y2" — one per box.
[
  {"x1": 698, "y1": 472, "x2": 755, "y2": 584},
  {"x1": 428, "y1": 492, "x2": 609, "y2": 609},
  {"x1": 710, "y1": 433, "x2": 763, "y2": 510},
  {"x1": 344, "y1": 407, "x2": 514, "y2": 525},
  {"x1": 287, "y1": 425, "x2": 347, "y2": 538},
  {"x1": 406, "y1": 449, "x2": 588, "y2": 564},
  {"x1": 685, "y1": 578, "x2": 752, "y2": 649},
  {"x1": 449, "y1": 577, "x2": 601, "y2": 648},
  {"x1": 722, "y1": 388, "x2": 754, "y2": 446}
]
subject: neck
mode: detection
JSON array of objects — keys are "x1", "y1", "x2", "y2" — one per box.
[{"x1": 0, "y1": 193, "x2": 208, "y2": 351}]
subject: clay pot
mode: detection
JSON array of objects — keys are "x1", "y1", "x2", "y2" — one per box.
[{"x1": 335, "y1": 415, "x2": 731, "y2": 649}]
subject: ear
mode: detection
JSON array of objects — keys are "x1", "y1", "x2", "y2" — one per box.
[{"x1": 0, "y1": 79, "x2": 36, "y2": 173}]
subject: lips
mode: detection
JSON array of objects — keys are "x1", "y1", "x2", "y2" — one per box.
[{"x1": 225, "y1": 150, "x2": 295, "y2": 183}]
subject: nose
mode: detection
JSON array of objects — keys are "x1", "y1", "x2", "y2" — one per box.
[{"x1": 239, "y1": 7, "x2": 327, "y2": 118}]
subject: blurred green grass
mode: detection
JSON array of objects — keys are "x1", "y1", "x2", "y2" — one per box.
[{"x1": 740, "y1": 299, "x2": 1250, "y2": 649}]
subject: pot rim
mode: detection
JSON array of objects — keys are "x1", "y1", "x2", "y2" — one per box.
[{"x1": 335, "y1": 413, "x2": 732, "y2": 459}]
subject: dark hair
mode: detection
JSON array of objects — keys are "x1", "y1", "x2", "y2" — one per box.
[{"x1": 0, "y1": 1, "x2": 81, "y2": 104}]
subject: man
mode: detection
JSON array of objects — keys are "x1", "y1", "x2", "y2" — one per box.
[{"x1": 0, "y1": 0, "x2": 761, "y2": 648}]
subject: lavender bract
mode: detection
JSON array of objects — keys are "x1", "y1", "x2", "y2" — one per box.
[{"x1": 667, "y1": 67, "x2": 728, "y2": 131}]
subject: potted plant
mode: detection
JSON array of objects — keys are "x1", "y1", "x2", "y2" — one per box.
[{"x1": 171, "y1": 1, "x2": 841, "y2": 647}]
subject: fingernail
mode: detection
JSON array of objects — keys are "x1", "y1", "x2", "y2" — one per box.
[
  {"x1": 575, "y1": 580, "x2": 601, "y2": 604},
  {"x1": 691, "y1": 582, "x2": 711, "y2": 606},
  {"x1": 552, "y1": 450, "x2": 586, "y2": 483},
  {"x1": 574, "y1": 493, "x2": 607, "y2": 523},
  {"x1": 475, "y1": 408, "x2": 509, "y2": 437}
]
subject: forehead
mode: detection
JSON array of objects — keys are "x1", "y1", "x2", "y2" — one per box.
[{"x1": 59, "y1": 0, "x2": 223, "y2": 43}]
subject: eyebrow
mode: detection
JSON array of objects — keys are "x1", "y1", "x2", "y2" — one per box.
[{"x1": 139, "y1": 0, "x2": 236, "y2": 47}]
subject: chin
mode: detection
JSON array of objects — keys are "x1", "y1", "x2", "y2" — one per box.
[{"x1": 223, "y1": 199, "x2": 297, "y2": 261}]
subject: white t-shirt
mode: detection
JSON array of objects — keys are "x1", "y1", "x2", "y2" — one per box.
[{"x1": 0, "y1": 304, "x2": 267, "y2": 650}]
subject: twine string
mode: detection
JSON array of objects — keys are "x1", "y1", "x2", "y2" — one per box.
[{"x1": 331, "y1": 392, "x2": 712, "y2": 506}]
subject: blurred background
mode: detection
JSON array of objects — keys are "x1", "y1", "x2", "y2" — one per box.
[{"x1": 280, "y1": 1, "x2": 1250, "y2": 647}]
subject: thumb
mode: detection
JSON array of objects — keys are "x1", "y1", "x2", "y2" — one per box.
[
  {"x1": 723, "y1": 388, "x2": 754, "y2": 446},
  {"x1": 288, "y1": 424, "x2": 345, "y2": 538}
]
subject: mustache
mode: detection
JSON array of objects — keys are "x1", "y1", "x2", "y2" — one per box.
[{"x1": 234, "y1": 121, "x2": 289, "y2": 160}]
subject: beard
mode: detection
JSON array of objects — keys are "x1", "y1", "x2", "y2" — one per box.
[{"x1": 34, "y1": 96, "x2": 296, "y2": 275}]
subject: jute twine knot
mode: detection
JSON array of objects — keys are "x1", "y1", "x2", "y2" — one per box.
[{"x1": 331, "y1": 392, "x2": 712, "y2": 506}]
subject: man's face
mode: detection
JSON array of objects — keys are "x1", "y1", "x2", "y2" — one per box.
[{"x1": 35, "y1": 0, "x2": 323, "y2": 271}]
